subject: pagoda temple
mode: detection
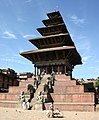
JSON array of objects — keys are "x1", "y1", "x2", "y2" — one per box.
[
  {"x1": 20, "y1": 11, "x2": 82, "y2": 77},
  {"x1": 0, "y1": 11, "x2": 96, "y2": 111}
]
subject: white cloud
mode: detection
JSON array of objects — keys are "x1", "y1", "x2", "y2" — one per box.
[
  {"x1": 78, "y1": 40, "x2": 90, "y2": 52},
  {"x1": 0, "y1": 58, "x2": 29, "y2": 65},
  {"x1": 22, "y1": 34, "x2": 36, "y2": 39},
  {"x1": 25, "y1": 0, "x2": 32, "y2": 3},
  {"x1": 2, "y1": 31, "x2": 17, "y2": 39},
  {"x1": 78, "y1": 40, "x2": 92, "y2": 64},
  {"x1": 69, "y1": 15, "x2": 85, "y2": 25},
  {"x1": 82, "y1": 56, "x2": 92, "y2": 64},
  {"x1": 19, "y1": 32, "x2": 37, "y2": 39},
  {"x1": 19, "y1": 49, "x2": 25, "y2": 53},
  {"x1": 17, "y1": 18, "x2": 26, "y2": 22},
  {"x1": 73, "y1": 34, "x2": 93, "y2": 65},
  {"x1": 87, "y1": 66, "x2": 96, "y2": 69},
  {"x1": 73, "y1": 34, "x2": 91, "y2": 56},
  {"x1": 0, "y1": 54, "x2": 30, "y2": 65}
]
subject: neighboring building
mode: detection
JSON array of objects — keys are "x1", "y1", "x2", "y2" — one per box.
[
  {"x1": 87, "y1": 78, "x2": 96, "y2": 85},
  {"x1": 20, "y1": 11, "x2": 82, "y2": 78},
  {"x1": 18, "y1": 72, "x2": 33, "y2": 80},
  {"x1": 0, "y1": 68, "x2": 18, "y2": 92}
]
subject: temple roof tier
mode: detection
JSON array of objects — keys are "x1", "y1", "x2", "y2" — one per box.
[
  {"x1": 47, "y1": 11, "x2": 61, "y2": 19},
  {"x1": 29, "y1": 33, "x2": 74, "y2": 49},
  {"x1": 42, "y1": 16, "x2": 64, "y2": 27},
  {"x1": 37, "y1": 23, "x2": 68, "y2": 36},
  {"x1": 20, "y1": 46, "x2": 82, "y2": 66},
  {"x1": 20, "y1": 11, "x2": 82, "y2": 70}
]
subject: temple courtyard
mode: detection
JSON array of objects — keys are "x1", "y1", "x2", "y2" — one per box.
[{"x1": 0, "y1": 107, "x2": 99, "y2": 120}]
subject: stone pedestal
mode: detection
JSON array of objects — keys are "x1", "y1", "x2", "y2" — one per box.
[{"x1": 34, "y1": 102, "x2": 43, "y2": 110}]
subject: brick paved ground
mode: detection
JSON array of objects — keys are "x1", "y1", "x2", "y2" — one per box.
[{"x1": 0, "y1": 107, "x2": 99, "y2": 120}]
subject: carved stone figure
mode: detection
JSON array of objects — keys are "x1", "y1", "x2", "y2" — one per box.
[
  {"x1": 18, "y1": 91, "x2": 26, "y2": 109},
  {"x1": 27, "y1": 84, "x2": 35, "y2": 101},
  {"x1": 36, "y1": 91, "x2": 45, "y2": 103},
  {"x1": 47, "y1": 77, "x2": 52, "y2": 89}
]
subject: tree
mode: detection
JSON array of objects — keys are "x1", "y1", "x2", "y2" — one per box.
[
  {"x1": 77, "y1": 78, "x2": 85, "y2": 85},
  {"x1": 94, "y1": 77, "x2": 99, "y2": 88}
]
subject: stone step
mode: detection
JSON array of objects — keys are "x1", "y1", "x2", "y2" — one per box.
[
  {"x1": 0, "y1": 93, "x2": 30, "y2": 101},
  {"x1": 95, "y1": 104, "x2": 99, "y2": 111},
  {"x1": 9, "y1": 86, "x2": 27, "y2": 93},
  {"x1": 19, "y1": 80, "x2": 33, "y2": 87},
  {"x1": 50, "y1": 93, "x2": 95, "y2": 103},
  {"x1": 44, "y1": 102, "x2": 95, "y2": 111},
  {"x1": 0, "y1": 100, "x2": 19, "y2": 108},
  {"x1": 0, "y1": 93, "x2": 19, "y2": 101},
  {"x1": 55, "y1": 74, "x2": 71, "y2": 81},
  {"x1": 27, "y1": 78, "x2": 34, "y2": 81},
  {"x1": 55, "y1": 80, "x2": 77, "y2": 86},
  {"x1": 54, "y1": 85, "x2": 84, "y2": 93}
]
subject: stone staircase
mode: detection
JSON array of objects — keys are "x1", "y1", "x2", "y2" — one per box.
[
  {"x1": 0, "y1": 74, "x2": 97, "y2": 111},
  {"x1": 0, "y1": 78, "x2": 33, "y2": 108},
  {"x1": 0, "y1": 75, "x2": 50, "y2": 109},
  {"x1": 31, "y1": 74, "x2": 50, "y2": 110},
  {"x1": 44, "y1": 74, "x2": 95, "y2": 111}
]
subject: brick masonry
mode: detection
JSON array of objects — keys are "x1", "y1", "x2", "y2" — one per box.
[
  {"x1": 0, "y1": 75, "x2": 96, "y2": 111},
  {"x1": 0, "y1": 78, "x2": 34, "y2": 107},
  {"x1": 44, "y1": 74, "x2": 95, "y2": 111}
]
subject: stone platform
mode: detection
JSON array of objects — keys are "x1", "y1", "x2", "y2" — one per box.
[
  {"x1": 0, "y1": 78, "x2": 33, "y2": 108},
  {"x1": 44, "y1": 74, "x2": 95, "y2": 111},
  {"x1": 0, "y1": 74, "x2": 96, "y2": 111}
]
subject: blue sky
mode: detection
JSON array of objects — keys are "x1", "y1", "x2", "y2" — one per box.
[{"x1": 0, "y1": 0, "x2": 99, "y2": 79}]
